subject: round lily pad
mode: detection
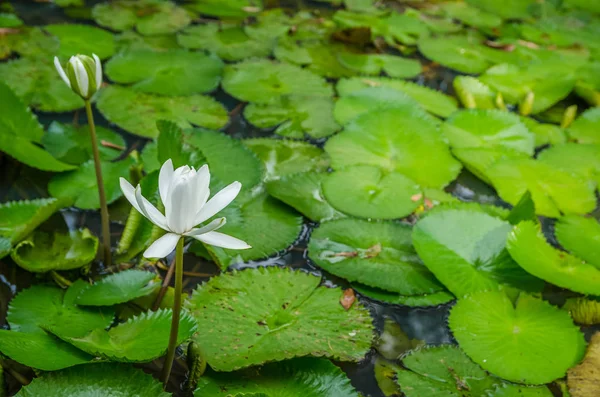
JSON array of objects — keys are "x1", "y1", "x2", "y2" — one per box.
[
  {"x1": 11, "y1": 229, "x2": 98, "y2": 273},
  {"x1": 0, "y1": 198, "x2": 65, "y2": 245},
  {"x1": 115, "y1": 31, "x2": 181, "y2": 52},
  {"x1": 186, "y1": 0, "x2": 262, "y2": 18},
  {"x1": 186, "y1": 267, "x2": 374, "y2": 371},
  {"x1": 507, "y1": 221, "x2": 600, "y2": 295},
  {"x1": 45, "y1": 24, "x2": 115, "y2": 60},
  {"x1": 465, "y1": 0, "x2": 536, "y2": 19},
  {"x1": 96, "y1": 85, "x2": 228, "y2": 138},
  {"x1": 554, "y1": 216, "x2": 600, "y2": 269},
  {"x1": 521, "y1": 117, "x2": 566, "y2": 147},
  {"x1": 337, "y1": 53, "x2": 422, "y2": 79},
  {"x1": 15, "y1": 363, "x2": 169, "y2": 397},
  {"x1": 418, "y1": 35, "x2": 496, "y2": 74},
  {"x1": 275, "y1": 39, "x2": 355, "y2": 79},
  {"x1": 322, "y1": 165, "x2": 422, "y2": 219},
  {"x1": 488, "y1": 157, "x2": 597, "y2": 218},
  {"x1": 537, "y1": 143, "x2": 600, "y2": 189},
  {"x1": 77, "y1": 269, "x2": 160, "y2": 306},
  {"x1": 308, "y1": 218, "x2": 444, "y2": 295},
  {"x1": 453, "y1": 76, "x2": 497, "y2": 109},
  {"x1": 413, "y1": 209, "x2": 543, "y2": 297},
  {"x1": 336, "y1": 77, "x2": 458, "y2": 118},
  {"x1": 568, "y1": 108, "x2": 600, "y2": 144},
  {"x1": 432, "y1": 2, "x2": 503, "y2": 29},
  {"x1": 194, "y1": 358, "x2": 359, "y2": 396},
  {"x1": 177, "y1": 23, "x2": 272, "y2": 61},
  {"x1": 222, "y1": 59, "x2": 333, "y2": 103},
  {"x1": 490, "y1": 384, "x2": 554, "y2": 397},
  {"x1": 396, "y1": 345, "x2": 501, "y2": 397},
  {"x1": 244, "y1": 96, "x2": 340, "y2": 139},
  {"x1": 105, "y1": 49, "x2": 223, "y2": 96},
  {"x1": 352, "y1": 284, "x2": 454, "y2": 307},
  {"x1": 325, "y1": 108, "x2": 462, "y2": 188},
  {"x1": 449, "y1": 290, "x2": 586, "y2": 384}
]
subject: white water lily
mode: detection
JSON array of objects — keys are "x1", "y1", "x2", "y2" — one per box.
[
  {"x1": 120, "y1": 159, "x2": 251, "y2": 258},
  {"x1": 54, "y1": 54, "x2": 102, "y2": 99}
]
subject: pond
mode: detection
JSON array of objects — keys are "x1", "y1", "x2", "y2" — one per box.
[{"x1": 0, "y1": 0, "x2": 599, "y2": 396}]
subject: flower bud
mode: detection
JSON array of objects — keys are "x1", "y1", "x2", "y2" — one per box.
[{"x1": 54, "y1": 54, "x2": 102, "y2": 100}]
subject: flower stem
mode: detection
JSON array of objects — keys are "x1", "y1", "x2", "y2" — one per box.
[
  {"x1": 162, "y1": 237, "x2": 184, "y2": 388},
  {"x1": 84, "y1": 100, "x2": 111, "y2": 268}
]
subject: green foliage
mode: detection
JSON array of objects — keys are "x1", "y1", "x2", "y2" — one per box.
[
  {"x1": 45, "y1": 24, "x2": 115, "y2": 60},
  {"x1": 186, "y1": 267, "x2": 374, "y2": 371},
  {"x1": 568, "y1": 108, "x2": 600, "y2": 144},
  {"x1": 554, "y1": 216, "x2": 600, "y2": 269},
  {"x1": 77, "y1": 269, "x2": 159, "y2": 306},
  {"x1": 537, "y1": 143, "x2": 600, "y2": 190},
  {"x1": 337, "y1": 53, "x2": 422, "y2": 79},
  {"x1": 353, "y1": 284, "x2": 454, "y2": 307}
]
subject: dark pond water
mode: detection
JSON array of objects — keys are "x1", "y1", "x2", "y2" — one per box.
[{"x1": 2, "y1": 1, "x2": 598, "y2": 396}]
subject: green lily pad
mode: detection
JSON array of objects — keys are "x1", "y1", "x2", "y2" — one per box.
[
  {"x1": 48, "y1": 309, "x2": 197, "y2": 362},
  {"x1": 11, "y1": 229, "x2": 98, "y2": 273},
  {"x1": 2, "y1": 27, "x2": 59, "y2": 59},
  {"x1": 274, "y1": 39, "x2": 355, "y2": 79},
  {"x1": 0, "y1": 238, "x2": 10, "y2": 259},
  {"x1": 266, "y1": 172, "x2": 343, "y2": 222},
  {"x1": 0, "y1": 82, "x2": 75, "y2": 171},
  {"x1": 96, "y1": 85, "x2": 228, "y2": 138},
  {"x1": 194, "y1": 193, "x2": 303, "y2": 269},
  {"x1": 322, "y1": 165, "x2": 422, "y2": 219},
  {"x1": 575, "y1": 62, "x2": 600, "y2": 106},
  {"x1": 177, "y1": 23, "x2": 272, "y2": 61},
  {"x1": 48, "y1": 157, "x2": 134, "y2": 209},
  {"x1": 430, "y1": 2, "x2": 503, "y2": 29},
  {"x1": 244, "y1": 96, "x2": 340, "y2": 139},
  {"x1": 479, "y1": 63, "x2": 576, "y2": 114},
  {"x1": 186, "y1": 267, "x2": 373, "y2": 371},
  {"x1": 45, "y1": 24, "x2": 115, "y2": 60},
  {"x1": 15, "y1": 363, "x2": 169, "y2": 396},
  {"x1": 105, "y1": 49, "x2": 223, "y2": 96},
  {"x1": 0, "y1": 58, "x2": 83, "y2": 112},
  {"x1": 537, "y1": 143, "x2": 600, "y2": 189},
  {"x1": 336, "y1": 77, "x2": 458, "y2": 118},
  {"x1": 412, "y1": 209, "x2": 543, "y2": 297},
  {"x1": 0, "y1": 198, "x2": 64, "y2": 247},
  {"x1": 465, "y1": 0, "x2": 536, "y2": 19},
  {"x1": 77, "y1": 269, "x2": 160, "y2": 306},
  {"x1": 487, "y1": 157, "x2": 597, "y2": 218},
  {"x1": 243, "y1": 138, "x2": 328, "y2": 182},
  {"x1": 0, "y1": 12, "x2": 23, "y2": 28},
  {"x1": 567, "y1": 108, "x2": 600, "y2": 144},
  {"x1": 194, "y1": 358, "x2": 359, "y2": 396},
  {"x1": 507, "y1": 221, "x2": 600, "y2": 295},
  {"x1": 325, "y1": 108, "x2": 462, "y2": 188},
  {"x1": 309, "y1": 218, "x2": 444, "y2": 295},
  {"x1": 352, "y1": 284, "x2": 454, "y2": 307},
  {"x1": 490, "y1": 385, "x2": 553, "y2": 397},
  {"x1": 453, "y1": 76, "x2": 497, "y2": 109},
  {"x1": 43, "y1": 122, "x2": 125, "y2": 166},
  {"x1": 186, "y1": 0, "x2": 262, "y2": 18},
  {"x1": 334, "y1": 87, "x2": 437, "y2": 126},
  {"x1": 396, "y1": 345, "x2": 501, "y2": 397},
  {"x1": 92, "y1": 0, "x2": 191, "y2": 35},
  {"x1": 555, "y1": 216, "x2": 600, "y2": 269},
  {"x1": 520, "y1": 117, "x2": 566, "y2": 147},
  {"x1": 449, "y1": 290, "x2": 586, "y2": 384},
  {"x1": 115, "y1": 30, "x2": 181, "y2": 52},
  {"x1": 222, "y1": 59, "x2": 333, "y2": 104},
  {"x1": 337, "y1": 53, "x2": 422, "y2": 79}
]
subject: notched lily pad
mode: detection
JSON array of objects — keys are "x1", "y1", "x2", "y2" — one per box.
[
  {"x1": 0, "y1": 198, "x2": 65, "y2": 248},
  {"x1": 337, "y1": 53, "x2": 422, "y2": 79},
  {"x1": 554, "y1": 216, "x2": 600, "y2": 269},
  {"x1": 568, "y1": 108, "x2": 600, "y2": 144},
  {"x1": 77, "y1": 269, "x2": 160, "y2": 306},
  {"x1": 353, "y1": 284, "x2": 454, "y2": 307},
  {"x1": 186, "y1": 267, "x2": 374, "y2": 371},
  {"x1": 45, "y1": 24, "x2": 115, "y2": 60},
  {"x1": 537, "y1": 143, "x2": 600, "y2": 191}
]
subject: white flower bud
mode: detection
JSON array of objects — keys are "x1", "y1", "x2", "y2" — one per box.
[{"x1": 54, "y1": 54, "x2": 103, "y2": 100}]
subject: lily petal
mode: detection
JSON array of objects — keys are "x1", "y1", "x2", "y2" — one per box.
[
  {"x1": 195, "y1": 181, "x2": 242, "y2": 225},
  {"x1": 158, "y1": 159, "x2": 174, "y2": 206},
  {"x1": 54, "y1": 57, "x2": 70, "y2": 87},
  {"x1": 191, "y1": 164, "x2": 210, "y2": 216},
  {"x1": 184, "y1": 218, "x2": 226, "y2": 237},
  {"x1": 119, "y1": 178, "x2": 143, "y2": 214},
  {"x1": 134, "y1": 186, "x2": 170, "y2": 231},
  {"x1": 191, "y1": 231, "x2": 251, "y2": 250},
  {"x1": 92, "y1": 53, "x2": 102, "y2": 89},
  {"x1": 72, "y1": 57, "x2": 89, "y2": 97},
  {"x1": 165, "y1": 179, "x2": 194, "y2": 234},
  {"x1": 143, "y1": 233, "x2": 180, "y2": 258}
]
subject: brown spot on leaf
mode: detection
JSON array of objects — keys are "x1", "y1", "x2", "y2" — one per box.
[{"x1": 340, "y1": 288, "x2": 356, "y2": 310}]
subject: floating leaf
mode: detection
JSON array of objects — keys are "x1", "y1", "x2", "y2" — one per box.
[
  {"x1": 507, "y1": 221, "x2": 600, "y2": 295},
  {"x1": 45, "y1": 24, "x2": 115, "y2": 60},
  {"x1": 430, "y1": 2, "x2": 502, "y2": 29},
  {"x1": 105, "y1": 49, "x2": 223, "y2": 96},
  {"x1": 274, "y1": 39, "x2": 355, "y2": 79},
  {"x1": 487, "y1": 158, "x2": 596, "y2": 218},
  {"x1": 337, "y1": 53, "x2": 421, "y2": 79},
  {"x1": 450, "y1": 290, "x2": 586, "y2": 384},
  {"x1": 48, "y1": 309, "x2": 196, "y2": 362},
  {"x1": 115, "y1": 30, "x2": 181, "y2": 52},
  {"x1": 96, "y1": 85, "x2": 228, "y2": 138},
  {"x1": 186, "y1": 0, "x2": 262, "y2": 18},
  {"x1": 555, "y1": 216, "x2": 600, "y2": 269},
  {"x1": 322, "y1": 165, "x2": 422, "y2": 219},
  {"x1": 42, "y1": 122, "x2": 125, "y2": 166},
  {"x1": 0, "y1": 82, "x2": 76, "y2": 171},
  {"x1": 568, "y1": 108, "x2": 600, "y2": 144},
  {"x1": 194, "y1": 358, "x2": 359, "y2": 396},
  {"x1": 337, "y1": 77, "x2": 458, "y2": 118},
  {"x1": 506, "y1": 191, "x2": 537, "y2": 225},
  {"x1": 563, "y1": 297, "x2": 600, "y2": 326},
  {"x1": 266, "y1": 172, "x2": 343, "y2": 222},
  {"x1": 92, "y1": 0, "x2": 191, "y2": 35},
  {"x1": 186, "y1": 267, "x2": 373, "y2": 371},
  {"x1": 243, "y1": 138, "x2": 328, "y2": 182},
  {"x1": 412, "y1": 209, "x2": 543, "y2": 297},
  {"x1": 465, "y1": 0, "x2": 536, "y2": 19},
  {"x1": 353, "y1": 284, "x2": 454, "y2": 307},
  {"x1": 521, "y1": 117, "x2": 566, "y2": 147},
  {"x1": 325, "y1": 108, "x2": 462, "y2": 188},
  {"x1": 568, "y1": 332, "x2": 600, "y2": 397},
  {"x1": 0, "y1": 198, "x2": 65, "y2": 245},
  {"x1": 77, "y1": 269, "x2": 160, "y2": 306},
  {"x1": 11, "y1": 229, "x2": 98, "y2": 273},
  {"x1": 222, "y1": 59, "x2": 333, "y2": 104},
  {"x1": 244, "y1": 96, "x2": 340, "y2": 139},
  {"x1": 15, "y1": 363, "x2": 170, "y2": 396},
  {"x1": 0, "y1": 58, "x2": 83, "y2": 112},
  {"x1": 48, "y1": 157, "x2": 134, "y2": 209},
  {"x1": 177, "y1": 23, "x2": 272, "y2": 61},
  {"x1": 309, "y1": 218, "x2": 444, "y2": 295},
  {"x1": 453, "y1": 76, "x2": 497, "y2": 109},
  {"x1": 537, "y1": 143, "x2": 600, "y2": 190},
  {"x1": 396, "y1": 345, "x2": 501, "y2": 397},
  {"x1": 489, "y1": 384, "x2": 554, "y2": 397}
]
